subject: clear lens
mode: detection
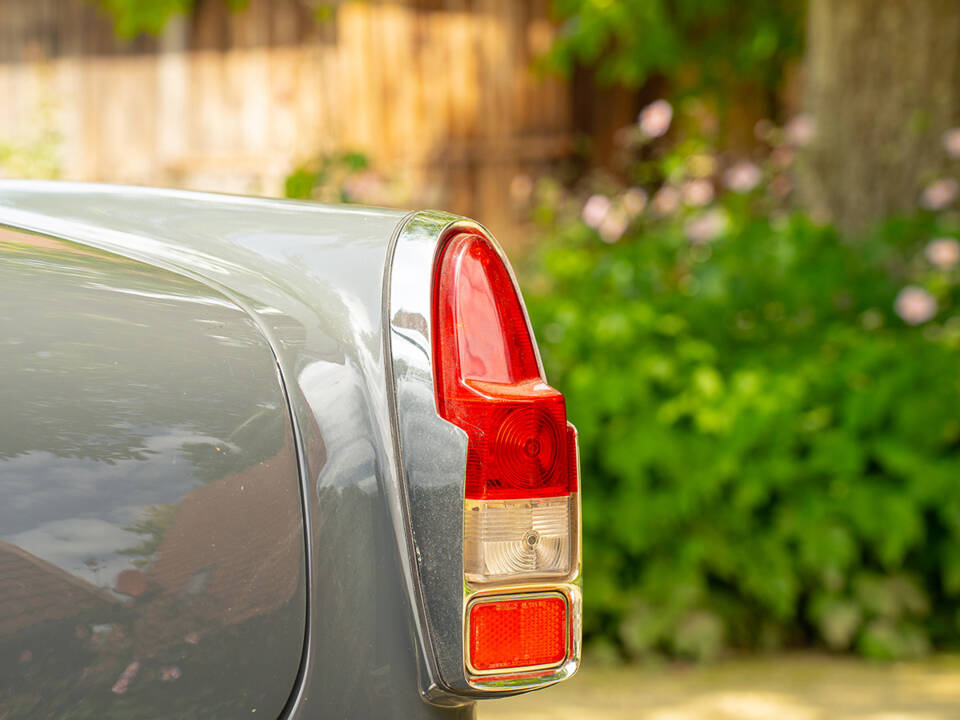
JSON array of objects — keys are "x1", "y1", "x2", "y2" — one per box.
[{"x1": 464, "y1": 496, "x2": 575, "y2": 584}]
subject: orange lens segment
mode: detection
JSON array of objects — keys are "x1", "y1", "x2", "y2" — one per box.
[{"x1": 468, "y1": 595, "x2": 568, "y2": 671}]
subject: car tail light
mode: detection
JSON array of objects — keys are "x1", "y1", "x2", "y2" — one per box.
[{"x1": 431, "y1": 230, "x2": 581, "y2": 681}]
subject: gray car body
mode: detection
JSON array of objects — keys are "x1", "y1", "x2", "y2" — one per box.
[{"x1": 0, "y1": 181, "x2": 483, "y2": 719}]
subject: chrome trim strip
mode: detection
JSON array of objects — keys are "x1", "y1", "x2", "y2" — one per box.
[{"x1": 384, "y1": 210, "x2": 472, "y2": 702}]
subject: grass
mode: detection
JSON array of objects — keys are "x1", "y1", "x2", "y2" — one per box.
[{"x1": 481, "y1": 654, "x2": 960, "y2": 719}]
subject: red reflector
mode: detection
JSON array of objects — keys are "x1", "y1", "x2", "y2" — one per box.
[
  {"x1": 433, "y1": 232, "x2": 575, "y2": 500},
  {"x1": 468, "y1": 595, "x2": 568, "y2": 672}
]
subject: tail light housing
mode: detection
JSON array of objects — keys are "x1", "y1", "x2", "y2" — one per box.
[{"x1": 431, "y1": 231, "x2": 581, "y2": 684}]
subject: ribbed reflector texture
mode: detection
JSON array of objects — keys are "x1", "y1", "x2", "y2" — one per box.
[{"x1": 468, "y1": 596, "x2": 568, "y2": 672}]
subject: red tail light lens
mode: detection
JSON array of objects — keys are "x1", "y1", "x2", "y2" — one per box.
[
  {"x1": 432, "y1": 232, "x2": 575, "y2": 500},
  {"x1": 468, "y1": 595, "x2": 568, "y2": 672}
]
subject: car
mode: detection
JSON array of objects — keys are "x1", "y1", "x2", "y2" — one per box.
[{"x1": 0, "y1": 180, "x2": 582, "y2": 719}]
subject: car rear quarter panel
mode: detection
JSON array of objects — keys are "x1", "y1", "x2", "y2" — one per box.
[
  {"x1": 0, "y1": 228, "x2": 306, "y2": 718},
  {"x1": 0, "y1": 182, "x2": 477, "y2": 720}
]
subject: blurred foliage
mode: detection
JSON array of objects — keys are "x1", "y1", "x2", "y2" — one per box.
[
  {"x1": 94, "y1": 0, "x2": 247, "y2": 37},
  {"x1": 284, "y1": 150, "x2": 414, "y2": 207},
  {"x1": 284, "y1": 150, "x2": 370, "y2": 202},
  {"x1": 546, "y1": 0, "x2": 804, "y2": 95},
  {"x1": 92, "y1": 0, "x2": 343, "y2": 36},
  {"x1": 0, "y1": 113, "x2": 61, "y2": 180},
  {"x1": 520, "y1": 104, "x2": 960, "y2": 661}
]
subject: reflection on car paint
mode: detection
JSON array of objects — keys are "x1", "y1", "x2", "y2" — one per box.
[{"x1": 0, "y1": 228, "x2": 306, "y2": 719}]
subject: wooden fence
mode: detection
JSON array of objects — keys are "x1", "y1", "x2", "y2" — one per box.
[{"x1": 0, "y1": 0, "x2": 572, "y2": 240}]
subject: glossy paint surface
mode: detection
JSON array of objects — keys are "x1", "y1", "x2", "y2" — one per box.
[
  {"x1": 0, "y1": 227, "x2": 306, "y2": 718},
  {"x1": 0, "y1": 181, "x2": 476, "y2": 720}
]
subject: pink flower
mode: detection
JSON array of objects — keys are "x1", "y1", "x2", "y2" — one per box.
[
  {"x1": 926, "y1": 237, "x2": 960, "y2": 269},
  {"x1": 723, "y1": 161, "x2": 762, "y2": 193},
  {"x1": 785, "y1": 114, "x2": 816, "y2": 147},
  {"x1": 681, "y1": 178, "x2": 714, "y2": 207},
  {"x1": 943, "y1": 128, "x2": 960, "y2": 159},
  {"x1": 770, "y1": 145, "x2": 796, "y2": 169},
  {"x1": 684, "y1": 208, "x2": 729, "y2": 244},
  {"x1": 343, "y1": 171, "x2": 383, "y2": 203},
  {"x1": 581, "y1": 194, "x2": 610, "y2": 228},
  {"x1": 770, "y1": 174, "x2": 793, "y2": 198},
  {"x1": 652, "y1": 186, "x2": 680, "y2": 216},
  {"x1": 599, "y1": 209, "x2": 628, "y2": 243},
  {"x1": 921, "y1": 178, "x2": 959, "y2": 210},
  {"x1": 895, "y1": 286, "x2": 938, "y2": 325},
  {"x1": 161, "y1": 666, "x2": 182, "y2": 682},
  {"x1": 622, "y1": 187, "x2": 648, "y2": 217},
  {"x1": 509, "y1": 174, "x2": 533, "y2": 204},
  {"x1": 638, "y1": 99, "x2": 673, "y2": 138}
]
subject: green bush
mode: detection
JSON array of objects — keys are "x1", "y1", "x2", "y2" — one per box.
[
  {"x1": 521, "y1": 124, "x2": 960, "y2": 661},
  {"x1": 546, "y1": 0, "x2": 803, "y2": 95},
  {"x1": 93, "y1": 0, "x2": 248, "y2": 37},
  {"x1": 284, "y1": 150, "x2": 414, "y2": 208},
  {"x1": 284, "y1": 151, "x2": 371, "y2": 203}
]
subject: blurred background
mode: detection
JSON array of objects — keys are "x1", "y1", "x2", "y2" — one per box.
[{"x1": 3, "y1": 1, "x2": 960, "y2": 717}]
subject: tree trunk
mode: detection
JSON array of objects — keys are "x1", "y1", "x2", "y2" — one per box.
[{"x1": 801, "y1": 0, "x2": 960, "y2": 232}]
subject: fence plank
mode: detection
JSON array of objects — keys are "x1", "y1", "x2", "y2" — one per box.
[{"x1": 0, "y1": 0, "x2": 572, "y2": 239}]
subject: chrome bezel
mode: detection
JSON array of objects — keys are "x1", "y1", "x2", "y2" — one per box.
[{"x1": 383, "y1": 210, "x2": 582, "y2": 702}]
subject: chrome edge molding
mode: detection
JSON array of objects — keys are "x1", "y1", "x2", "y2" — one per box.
[{"x1": 383, "y1": 211, "x2": 582, "y2": 702}]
